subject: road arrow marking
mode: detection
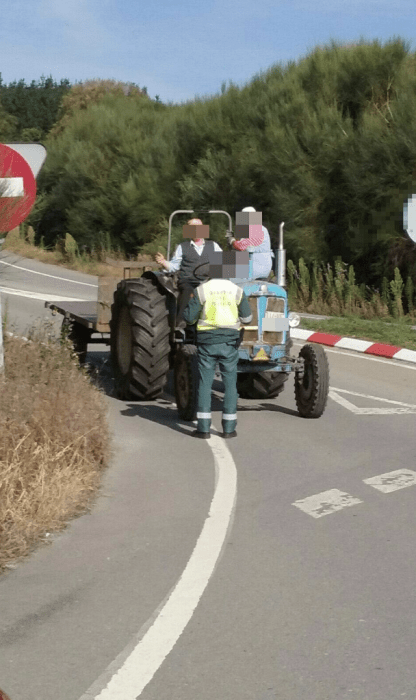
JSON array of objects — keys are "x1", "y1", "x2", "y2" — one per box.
[
  {"x1": 292, "y1": 489, "x2": 363, "y2": 518},
  {"x1": 329, "y1": 387, "x2": 416, "y2": 415},
  {"x1": 363, "y1": 469, "x2": 416, "y2": 493}
]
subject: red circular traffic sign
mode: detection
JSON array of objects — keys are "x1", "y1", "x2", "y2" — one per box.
[{"x1": 0, "y1": 143, "x2": 36, "y2": 233}]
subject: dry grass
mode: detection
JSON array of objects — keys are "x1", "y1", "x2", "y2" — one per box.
[
  {"x1": 2, "y1": 228, "x2": 154, "y2": 278},
  {"x1": 0, "y1": 331, "x2": 110, "y2": 571}
]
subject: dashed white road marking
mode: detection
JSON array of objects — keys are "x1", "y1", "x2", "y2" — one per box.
[
  {"x1": 292, "y1": 489, "x2": 363, "y2": 518},
  {"x1": 0, "y1": 258, "x2": 98, "y2": 286},
  {"x1": 363, "y1": 469, "x2": 416, "y2": 493},
  {"x1": 78, "y1": 432, "x2": 237, "y2": 700},
  {"x1": 0, "y1": 286, "x2": 86, "y2": 302},
  {"x1": 329, "y1": 387, "x2": 416, "y2": 415}
]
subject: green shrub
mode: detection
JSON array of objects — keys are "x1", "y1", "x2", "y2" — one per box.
[
  {"x1": 390, "y1": 267, "x2": 404, "y2": 316},
  {"x1": 64, "y1": 232, "x2": 79, "y2": 262}
]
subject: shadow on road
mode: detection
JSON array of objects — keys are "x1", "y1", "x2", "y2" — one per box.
[
  {"x1": 86, "y1": 351, "x2": 299, "y2": 433},
  {"x1": 120, "y1": 401, "x2": 195, "y2": 437},
  {"x1": 237, "y1": 402, "x2": 299, "y2": 417}
]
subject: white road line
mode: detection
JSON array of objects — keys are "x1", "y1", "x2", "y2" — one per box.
[
  {"x1": 292, "y1": 341, "x2": 416, "y2": 371},
  {"x1": 0, "y1": 258, "x2": 98, "y2": 287},
  {"x1": 363, "y1": 469, "x2": 416, "y2": 493},
  {"x1": 329, "y1": 391, "x2": 416, "y2": 415},
  {"x1": 78, "y1": 433, "x2": 237, "y2": 700},
  {"x1": 0, "y1": 287, "x2": 86, "y2": 302},
  {"x1": 329, "y1": 387, "x2": 416, "y2": 415},
  {"x1": 292, "y1": 489, "x2": 363, "y2": 518},
  {"x1": 330, "y1": 387, "x2": 416, "y2": 408}
]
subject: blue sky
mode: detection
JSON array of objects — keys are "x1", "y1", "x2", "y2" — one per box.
[{"x1": 1, "y1": 0, "x2": 415, "y2": 104}]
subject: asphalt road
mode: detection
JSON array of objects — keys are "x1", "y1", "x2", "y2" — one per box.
[{"x1": 1, "y1": 251, "x2": 416, "y2": 700}]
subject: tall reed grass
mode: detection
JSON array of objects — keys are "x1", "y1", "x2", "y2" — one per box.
[{"x1": 287, "y1": 258, "x2": 416, "y2": 321}]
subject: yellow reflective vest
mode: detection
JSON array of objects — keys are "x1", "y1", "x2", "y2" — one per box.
[{"x1": 196, "y1": 279, "x2": 243, "y2": 332}]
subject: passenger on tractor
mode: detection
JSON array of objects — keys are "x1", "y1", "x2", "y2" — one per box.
[
  {"x1": 230, "y1": 206, "x2": 273, "y2": 280},
  {"x1": 154, "y1": 218, "x2": 222, "y2": 328},
  {"x1": 183, "y1": 250, "x2": 252, "y2": 440}
]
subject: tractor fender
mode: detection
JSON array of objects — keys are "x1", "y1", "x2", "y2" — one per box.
[{"x1": 142, "y1": 270, "x2": 177, "y2": 328}]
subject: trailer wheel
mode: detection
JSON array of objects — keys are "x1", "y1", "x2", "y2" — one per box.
[
  {"x1": 294, "y1": 343, "x2": 329, "y2": 418},
  {"x1": 237, "y1": 371, "x2": 288, "y2": 399},
  {"x1": 174, "y1": 344, "x2": 198, "y2": 420},
  {"x1": 61, "y1": 319, "x2": 91, "y2": 364},
  {"x1": 110, "y1": 277, "x2": 170, "y2": 400}
]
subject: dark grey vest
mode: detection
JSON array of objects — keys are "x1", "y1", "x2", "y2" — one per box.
[{"x1": 178, "y1": 239, "x2": 216, "y2": 284}]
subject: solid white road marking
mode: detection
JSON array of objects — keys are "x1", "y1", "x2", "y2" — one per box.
[
  {"x1": 363, "y1": 469, "x2": 416, "y2": 493},
  {"x1": 79, "y1": 433, "x2": 237, "y2": 700},
  {"x1": 0, "y1": 177, "x2": 24, "y2": 197},
  {"x1": 330, "y1": 387, "x2": 416, "y2": 407},
  {"x1": 0, "y1": 286, "x2": 86, "y2": 302},
  {"x1": 0, "y1": 258, "x2": 98, "y2": 286},
  {"x1": 329, "y1": 387, "x2": 416, "y2": 415},
  {"x1": 292, "y1": 489, "x2": 363, "y2": 518}
]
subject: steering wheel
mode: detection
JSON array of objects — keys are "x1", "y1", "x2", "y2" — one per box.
[{"x1": 193, "y1": 261, "x2": 210, "y2": 282}]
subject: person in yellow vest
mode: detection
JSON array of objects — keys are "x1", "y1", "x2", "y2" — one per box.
[{"x1": 183, "y1": 251, "x2": 252, "y2": 438}]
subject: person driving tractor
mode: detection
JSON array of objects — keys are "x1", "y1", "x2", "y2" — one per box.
[{"x1": 154, "y1": 218, "x2": 222, "y2": 326}]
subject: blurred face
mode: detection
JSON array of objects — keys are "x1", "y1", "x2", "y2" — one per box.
[
  {"x1": 208, "y1": 250, "x2": 249, "y2": 278},
  {"x1": 235, "y1": 210, "x2": 262, "y2": 240},
  {"x1": 182, "y1": 224, "x2": 210, "y2": 240}
]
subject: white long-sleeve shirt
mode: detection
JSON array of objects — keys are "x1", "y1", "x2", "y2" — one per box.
[{"x1": 168, "y1": 240, "x2": 223, "y2": 272}]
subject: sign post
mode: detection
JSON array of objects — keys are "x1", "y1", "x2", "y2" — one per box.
[
  {"x1": 0, "y1": 142, "x2": 47, "y2": 374},
  {"x1": 404, "y1": 195, "x2": 416, "y2": 244},
  {"x1": 0, "y1": 294, "x2": 3, "y2": 376}
]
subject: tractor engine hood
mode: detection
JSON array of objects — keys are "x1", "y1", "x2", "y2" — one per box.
[{"x1": 232, "y1": 280, "x2": 287, "y2": 298}]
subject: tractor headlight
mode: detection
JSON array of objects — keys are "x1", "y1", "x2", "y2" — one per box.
[
  {"x1": 260, "y1": 284, "x2": 268, "y2": 294},
  {"x1": 289, "y1": 313, "x2": 300, "y2": 328}
]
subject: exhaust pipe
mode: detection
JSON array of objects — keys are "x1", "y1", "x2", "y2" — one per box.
[{"x1": 276, "y1": 222, "x2": 286, "y2": 288}]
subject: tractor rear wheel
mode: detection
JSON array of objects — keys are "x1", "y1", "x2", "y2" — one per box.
[
  {"x1": 294, "y1": 343, "x2": 329, "y2": 418},
  {"x1": 237, "y1": 371, "x2": 288, "y2": 400},
  {"x1": 174, "y1": 345, "x2": 198, "y2": 421},
  {"x1": 110, "y1": 277, "x2": 170, "y2": 400}
]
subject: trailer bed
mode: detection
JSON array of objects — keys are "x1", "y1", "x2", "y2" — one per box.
[{"x1": 45, "y1": 301, "x2": 99, "y2": 329}]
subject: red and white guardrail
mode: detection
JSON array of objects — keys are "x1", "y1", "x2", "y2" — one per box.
[{"x1": 291, "y1": 328, "x2": 416, "y2": 364}]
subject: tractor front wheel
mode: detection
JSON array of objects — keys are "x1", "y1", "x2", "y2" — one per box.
[
  {"x1": 237, "y1": 371, "x2": 288, "y2": 400},
  {"x1": 174, "y1": 345, "x2": 198, "y2": 421},
  {"x1": 294, "y1": 343, "x2": 329, "y2": 418}
]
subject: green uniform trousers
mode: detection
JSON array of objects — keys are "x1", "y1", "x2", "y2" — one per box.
[{"x1": 196, "y1": 341, "x2": 239, "y2": 434}]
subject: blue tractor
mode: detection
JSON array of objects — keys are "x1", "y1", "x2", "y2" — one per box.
[{"x1": 110, "y1": 210, "x2": 329, "y2": 419}]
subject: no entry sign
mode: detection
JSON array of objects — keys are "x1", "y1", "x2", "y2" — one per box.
[{"x1": 0, "y1": 143, "x2": 37, "y2": 233}]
